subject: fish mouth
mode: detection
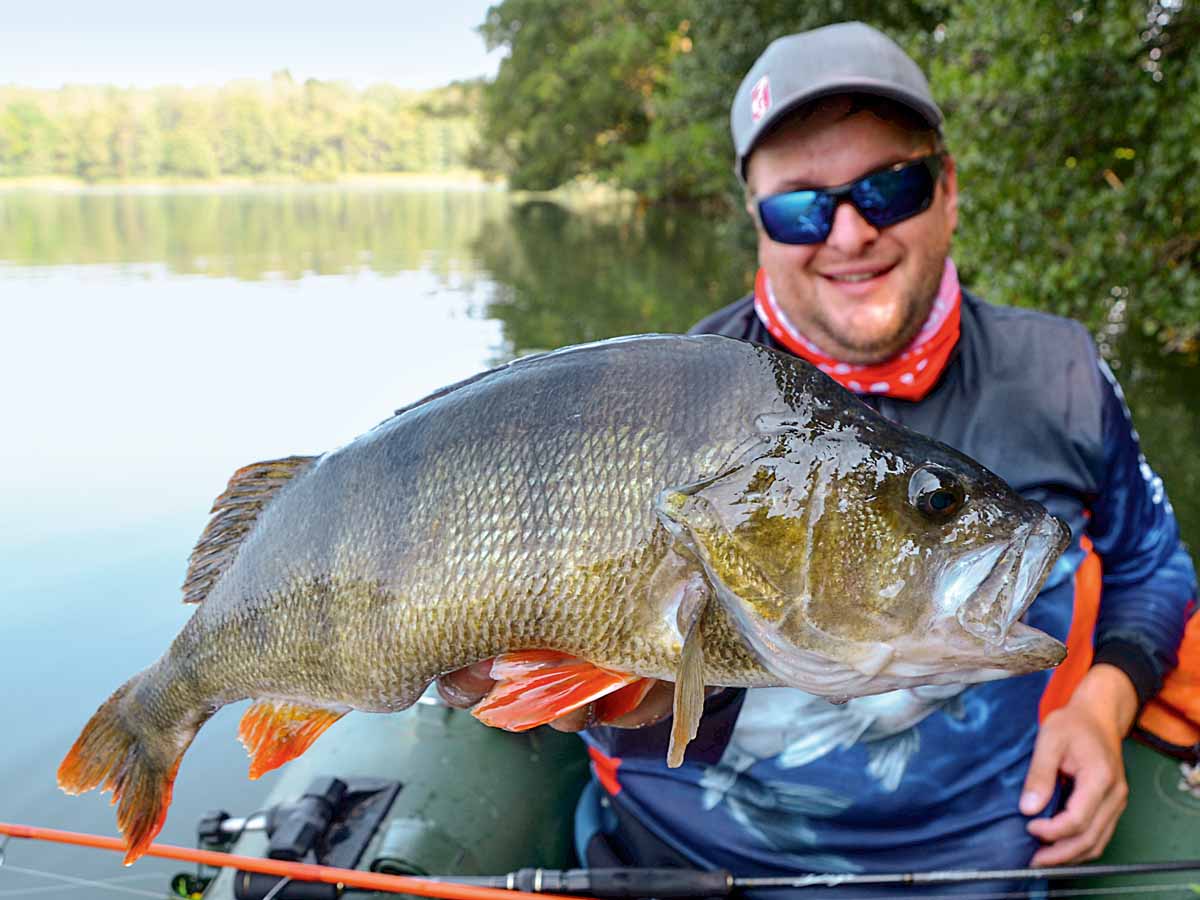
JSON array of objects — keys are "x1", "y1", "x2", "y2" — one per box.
[{"x1": 939, "y1": 514, "x2": 1070, "y2": 667}]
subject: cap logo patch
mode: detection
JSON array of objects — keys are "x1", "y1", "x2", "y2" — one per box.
[{"x1": 750, "y1": 75, "x2": 771, "y2": 123}]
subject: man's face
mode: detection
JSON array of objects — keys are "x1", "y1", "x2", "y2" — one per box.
[{"x1": 745, "y1": 101, "x2": 958, "y2": 365}]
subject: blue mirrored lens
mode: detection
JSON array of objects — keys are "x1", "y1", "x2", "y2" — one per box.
[
  {"x1": 756, "y1": 157, "x2": 940, "y2": 245},
  {"x1": 851, "y1": 161, "x2": 935, "y2": 227},
  {"x1": 758, "y1": 191, "x2": 835, "y2": 244}
]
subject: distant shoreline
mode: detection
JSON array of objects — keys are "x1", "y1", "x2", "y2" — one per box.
[
  {"x1": 0, "y1": 171, "x2": 502, "y2": 193},
  {"x1": 0, "y1": 172, "x2": 634, "y2": 206}
]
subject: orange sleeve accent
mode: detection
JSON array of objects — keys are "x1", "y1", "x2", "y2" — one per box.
[
  {"x1": 1137, "y1": 609, "x2": 1200, "y2": 746},
  {"x1": 1040, "y1": 533, "x2": 1199, "y2": 748},
  {"x1": 1039, "y1": 535, "x2": 1100, "y2": 721},
  {"x1": 588, "y1": 745, "x2": 624, "y2": 795}
]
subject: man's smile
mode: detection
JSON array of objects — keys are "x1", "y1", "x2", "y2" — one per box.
[{"x1": 819, "y1": 261, "x2": 900, "y2": 293}]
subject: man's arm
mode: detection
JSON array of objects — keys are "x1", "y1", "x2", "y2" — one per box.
[
  {"x1": 1022, "y1": 359, "x2": 1196, "y2": 866},
  {"x1": 1088, "y1": 360, "x2": 1196, "y2": 699}
]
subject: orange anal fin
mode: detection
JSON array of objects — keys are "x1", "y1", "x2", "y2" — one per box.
[
  {"x1": 595, "y1": 678, "x2": 658, "y2": 723},
  {"x1": 237, "y1": 700, "x2": 347, "y2": 780},
  {"x1": 472, "y1": 650, "x2": 639, "y2": 731}
]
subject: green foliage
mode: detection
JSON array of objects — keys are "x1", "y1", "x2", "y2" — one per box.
[
  {"x1": 616, "y1": 1, "x2": 948, "y2": 201},
  {"x1": 478, "y1": 0, "x2": 1200, "y2": 349},
  {"x1": 0, "y1": 76, "x2": 485, "y2": 183},
  {"x1": 936, "y1": 0, "x2": 1200, "y2": 349},
  {"x1": 478, "y1": 0, "x2": 688, "y2": 189}
]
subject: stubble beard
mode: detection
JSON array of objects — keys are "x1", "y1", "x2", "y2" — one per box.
[{"x1": 807, "y1": 240, "x2": 950, "y2": 365}]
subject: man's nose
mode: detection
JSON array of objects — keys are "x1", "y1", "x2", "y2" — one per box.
[{"x1": 824, "y1": 200, "x2": 880, "y2": 255}]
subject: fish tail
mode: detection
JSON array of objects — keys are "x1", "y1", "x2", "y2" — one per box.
[{"x1": 57, "y1": 677, "x2": 200, "y2": 865}]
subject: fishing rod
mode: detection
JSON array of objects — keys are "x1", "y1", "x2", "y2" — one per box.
[
  {"x1": 0, "y1": 822, "x2": 586, "y2": 900},
  {"x1": 3, "y1": 821, "x2": 1199, "y2": 898},
  {"x1": 425, "y1": 860, "x2": 1200, "y2": 894}
]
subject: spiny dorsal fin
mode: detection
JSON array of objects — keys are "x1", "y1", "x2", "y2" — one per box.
[{"x1": 182, "y1": 455, "x2": 316, "y2": 604}]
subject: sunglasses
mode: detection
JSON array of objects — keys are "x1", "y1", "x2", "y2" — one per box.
[{"x1": 756, "y1": 154, "x2": 944, "y2": 245}]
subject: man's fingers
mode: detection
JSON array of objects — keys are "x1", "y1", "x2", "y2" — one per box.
[
  {"x1": 435, "y1": 658, "x2": 497, "y2": 708},
  {"x1": 1020, "y1": 724, "x2": 1067, "y2": 815},
  {"x1": 1026, "y1": 797, "x2": 1087, "y2": 843},
  {"x1": 548, "y1": 705, "x2": 593, "y2": 733},
  {"x1": 1028, "y1": 788, "x2": 1126, "y2": 844},
  {"x1": 603, "y1": 681, "x2": 676, "y2": 728},
  {"x1": 1028, "y1": 767, "x2": 1127, "y2": 865},
  {"x1": 1030, "y1": 802, "x2": 1121, "y2": 867},
  {"x1": 1030, "y1": 829, "x2": 1102, "y2": 867}
]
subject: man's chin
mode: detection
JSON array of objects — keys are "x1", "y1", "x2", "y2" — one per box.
[
  {"x1": 813, "y1": 293, "x2": 933, "y2": 364},
  {"x1": 817, "y1": 314, "x2": 918, "y2": 364}
]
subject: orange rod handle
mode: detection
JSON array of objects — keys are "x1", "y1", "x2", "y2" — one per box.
[{"x1": 0, "y1": 822, "x2": 586, "y2": 900}]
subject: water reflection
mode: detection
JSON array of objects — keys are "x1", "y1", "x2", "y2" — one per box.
[
  {"x1": 0, "y1": 185, "x2": 510, "y2": 279},
  {"x1": 475, "y1": 199, "x2": 754, "y2": 354}
]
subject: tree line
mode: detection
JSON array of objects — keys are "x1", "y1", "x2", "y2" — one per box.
[
  {"x1": 1, "y1": 2, "x2": 1196, "y2": 349},
  {"x1": 0, "y1": 74, "x2": 482, "y2": 181},
  {"x1": 473, "y1": 0, "x2": 1200, "y2": 351}
]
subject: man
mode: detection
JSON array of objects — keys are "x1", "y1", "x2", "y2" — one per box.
[{"x1": 440, "y1": 22, "x2": 1196, "y2": 892}]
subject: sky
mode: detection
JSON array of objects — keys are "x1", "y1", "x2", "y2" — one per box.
[{"x1": 0, "y1": 0, "x2": 503, "y2": 90}]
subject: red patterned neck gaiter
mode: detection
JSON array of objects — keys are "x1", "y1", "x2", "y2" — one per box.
[{"x1": 753, "y1": 258, "x2": 962, "y2": 402}]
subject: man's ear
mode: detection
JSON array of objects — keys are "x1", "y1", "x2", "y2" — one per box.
[{"x1": 940, "y1": 153, "x2": 959, "y2": 233}]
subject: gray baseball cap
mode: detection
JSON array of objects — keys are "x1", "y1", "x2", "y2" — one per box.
[{"x1": 731, "y1": 22, "x2": 943, "y2": 182}]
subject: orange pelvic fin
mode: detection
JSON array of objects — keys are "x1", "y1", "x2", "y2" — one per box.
[
  {"x1": 237, "y1": 700, "x2": 347, "y2": 780},
  {"x1": 471, "y1": 650, "x2": 640, "y2": 731},
  {"x1": 57, "y1": 679, "x2": 200, "y2": 865}
]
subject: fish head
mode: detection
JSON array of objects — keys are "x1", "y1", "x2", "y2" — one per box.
[{"x1": 656, "y1": 413, "x2": 1070, "y2": 698}]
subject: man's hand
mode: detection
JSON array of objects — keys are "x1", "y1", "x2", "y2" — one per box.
[
  {"x1": 1021, "y1": 664, "x2": 1137, "y2": 866},
  {"x1": 436, "y1": 660, "x2": 676, "y2": 732}
]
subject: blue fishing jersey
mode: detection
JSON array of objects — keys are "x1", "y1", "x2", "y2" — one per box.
[{"x1": 580, "y1": 290, "x2": 1197, "y2": 890}]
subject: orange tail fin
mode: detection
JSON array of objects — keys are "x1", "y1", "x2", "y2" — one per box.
[
  {"x1": 57, "y1": 679, "x2": 200, "y2": 865},
  {"x1": 471, "y1": 650, "x2": 644, "y2": 731},
  {"x1": 238, "y1": 700, "x2": 347, "y2": 779}
]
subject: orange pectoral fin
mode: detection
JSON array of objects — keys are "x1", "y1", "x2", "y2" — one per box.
[
  {"x1": 471, "y1": 650, "x2": 640, "y2": 731},
  {"x1": 237, "y1": 700, "x2": 347, "y2": 779}
]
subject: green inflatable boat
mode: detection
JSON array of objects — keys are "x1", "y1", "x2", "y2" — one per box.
[{"x1": 189, "y1": 701, "x2": 1199, "y2": 899}]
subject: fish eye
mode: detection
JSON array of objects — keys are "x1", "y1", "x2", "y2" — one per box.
[{"x1": 908, "y1": 465, "x2": 966, "y2": 520}]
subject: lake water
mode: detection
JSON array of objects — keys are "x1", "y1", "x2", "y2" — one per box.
[{"x1": 0, "y1": 186, "x2": 1196, "y2": 898}]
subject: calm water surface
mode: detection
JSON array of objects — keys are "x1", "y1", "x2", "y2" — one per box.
[{"x1": 0, "y1": 186, "x2": 1196, "y2": 897}]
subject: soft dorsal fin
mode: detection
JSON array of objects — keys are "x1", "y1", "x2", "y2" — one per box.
[{"x1": 182, "y1": 455, "x2": 316, "y2": 604}]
